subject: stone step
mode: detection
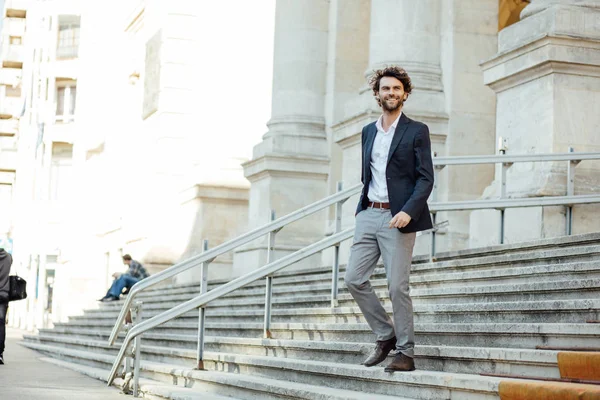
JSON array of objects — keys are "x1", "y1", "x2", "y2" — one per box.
[
  {"x1": 22, "y1": 341, "x2": 516, "y2": 400},
  {"x1": 411, "y1": 232, "x2": 600, "y2": 264},
  {"x1": 37, "y1": 356, "x2": 244, "y2": 400},
  {"x1": 195, "y1": 233, "x2": 600, "y2": 289},
  {"x1": 39, "y1": 322, "x2": 600, "y2": 349},
  {"x1": 24, "y1": 343, "x2": 415, "y2": 400},
  {"x1": 411, "y1": 260, "x2": 600, "y2": 287},
  {"x1": 23, "y1": 333, "x2": 563, "y2": 379},
  {"x1": 73, "y1": 299, "x2": 600, "y2": 325},
  {"x1": 114, "y1": 244, "x2": 600, "y2": 302},
  {"x1": 124, "y1": 239, "x2": 600, "y2": 302},
  {"x1": 26, "y1": 232, "x2": 600, "y2": 400},
  {"x1": 105, "y1": 260, "x2": 600, "y2": 309},
  {"x1": 410, "y1": 244, "x2": 600, "y2": 275},
  {"x1": 92, "y1": 278, "x2": 600, "y2": 316}
]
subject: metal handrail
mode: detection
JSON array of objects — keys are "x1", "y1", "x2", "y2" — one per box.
[
  {"x1": 107, "y1": 227, "x2": 355, "y2": 385},
  {"x1": 109, "y1": 150, "x2": 600, "y2": 344},
  {"x1": 430, "y1": 195, "x2": 600, "y2": 212},
  {"x1": 106, "y1": 149, "x2": 600, "y2": 389},
  {"x1": 107, "y1": 182, "x2": 362, "y2": 346},
  {"x1": 432, "y1": 152, "x2": 600, "y2": 165},
  {"x1": 105, "y1": 192, "x2": 600, "y2": 385}
]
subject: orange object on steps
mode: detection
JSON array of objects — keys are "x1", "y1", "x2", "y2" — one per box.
[
  {"x1": 558, "y1": 352, "x2": 600, "y2": 381},
  {"x1": 498, "y1": 380, "x2": 600, "y2": 400}
]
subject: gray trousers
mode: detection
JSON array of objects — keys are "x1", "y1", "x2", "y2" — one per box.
[{"x1": 344, "y1": 208, "x2": 417, "y2": 358}]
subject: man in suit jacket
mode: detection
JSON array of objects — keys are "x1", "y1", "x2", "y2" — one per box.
[{"x1": 344, "y1": 66, "x2": 434, "y2": 372}]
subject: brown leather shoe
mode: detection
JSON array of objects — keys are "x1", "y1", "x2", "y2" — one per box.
[
  {"x1": 384, "y1": 352, "x2": 416, "y2": 372},
  {"x1": 362, "y1": 337, "x2": 397, "y2": 367}
]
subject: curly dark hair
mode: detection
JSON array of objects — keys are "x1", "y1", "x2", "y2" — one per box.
[{"x1": 368, "y1": 66, "x2": 413, "y2": 107}]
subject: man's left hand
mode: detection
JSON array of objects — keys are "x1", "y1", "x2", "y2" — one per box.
[{"x1": 389, "y1": 211, "x2": 411, "y2": 228}]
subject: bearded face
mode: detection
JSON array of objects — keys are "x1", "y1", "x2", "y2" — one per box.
[{"x1": 377, "y1": 76, "x2": 407, "y2": 112}]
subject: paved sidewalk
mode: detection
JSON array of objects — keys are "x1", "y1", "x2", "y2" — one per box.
[{"x1": 0, "y1": 327, "x2": 127, "y2": 400}]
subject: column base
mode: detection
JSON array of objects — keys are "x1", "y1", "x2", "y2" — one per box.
[{"x1": 173, "y1": 183, "x2": 249, "y2": 284}]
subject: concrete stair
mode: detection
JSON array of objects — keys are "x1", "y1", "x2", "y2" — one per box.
[{"x1": 21, "y1": 232, "x2": 600, "y2": 399}]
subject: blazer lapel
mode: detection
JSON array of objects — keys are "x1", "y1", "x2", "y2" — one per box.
[
  {"x1": 364, "y1": 124, "x2": 377, "y2": 182},
  {"x1": 387, "y1": 113, "x2": 410, "y2": 165}
]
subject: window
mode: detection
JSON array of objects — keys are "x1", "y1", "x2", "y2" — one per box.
[
  {"x1": 55, "y1": 82, "x2": 76, "y2": 122},
  {"x1": 49, "y1": 142, "x2": 73, "y2": 201},
  {"x1": 9, "y1": 36, "x2": 22, "y2": 45},
  {"x1": 56, "y1": 15, "x2": 80, "y2": 59}
]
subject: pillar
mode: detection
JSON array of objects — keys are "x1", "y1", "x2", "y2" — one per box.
[
  {"x1": 234, "y1": 0, "x2": 330, "y2": 275},
  {"x1": 470, "y1": 0, "x2": 600, "y2": 246}
]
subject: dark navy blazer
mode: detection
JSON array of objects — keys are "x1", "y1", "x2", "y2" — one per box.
[{"x1": 356, "y1": 113, "x2": 434, "y2": 233}]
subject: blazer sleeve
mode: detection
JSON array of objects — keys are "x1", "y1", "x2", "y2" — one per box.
[
  {"x1": 360, "y1": 126, "x2": 366, "y2": 184},
  {"x1": 401, "y1": 125, "x2": 434, "y2": 220},
  {"x1": 355, "y1": 127, "x2": 368, "y2": 216}
]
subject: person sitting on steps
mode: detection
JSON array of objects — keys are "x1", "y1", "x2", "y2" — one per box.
[{"x1": 98, "y1": 254, "x2": 150, "y2": 302}]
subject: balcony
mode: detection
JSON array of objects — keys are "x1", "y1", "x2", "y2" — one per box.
[
  {"x1": 0, "y1": 138, "x2": 17, "y2": 172},
  {"x1": 0, "y1": 135, "x2": 17, "y2": 150},
  {"x1": 50, "y1": 59, "x2": 79, "y2": 80},
  {"x1": 2, "y1": 17, "x2": 26, "y2": 36},
  {"x1": 0, "y1": 119, "x2": 18, "y2": 136},
  {"x1": 5, "y1": 0, "x2": 29, "y2": 18},
  {"x1": 0, "y1": 68, "x2": 22, "y2": 86},
  {"x1": 56, "y1": 45, "x2": 79, "y2": 60},
  {"x1": 44, "y1": 120, "x2": 76, "y2": 144},
  {"x1": 1, "y1": 44, "x2": 25, "y2": 68},
  {"x1": 0, "y1": 171, "x2": 15, "y2": 185},
  {"x1": 0, "y1": 97, "x2": 22, "y2": 118}
]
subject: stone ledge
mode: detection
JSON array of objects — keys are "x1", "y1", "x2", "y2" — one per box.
[
  {"x1": 483, "y1": 36, "x2": 600, "y2": 92},
  {"x1": 242, "y1": 153, "x2": 329, "y2": 182}
]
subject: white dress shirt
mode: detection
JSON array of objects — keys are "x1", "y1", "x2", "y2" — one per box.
[{"x1": 368, "y1": 112, "x2": 402, "y2": 203}]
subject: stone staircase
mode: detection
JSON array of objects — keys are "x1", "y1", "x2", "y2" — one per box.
[{"x1": 21, "y1": 233, "x2": 600, "y2": 399}]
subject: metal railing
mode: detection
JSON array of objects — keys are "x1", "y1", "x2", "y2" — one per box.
[
  {"x1": 430, "y1": 148, "x2": 600, "y2": 246},
  {"x1": 106, "y1": 149, "x2": 600, "y2": 392},
  {"x1": 107, "y1": 182, "x2": 362, "y2": 348}
]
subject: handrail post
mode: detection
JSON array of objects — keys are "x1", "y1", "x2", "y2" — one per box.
[
  {"x1": 264, "y1": 210, "x2": 276, "y2": 339},
  {"x1": 196, "y1": 239, "x2": 210, "y2": 370},
  {"x1": 124, "y1": 355, "x2": 131, "y2": 379},
  {"x1": 430, "y1": 153, "x2": 443, "y2": 262},
  {"x1": 331, "y1": 181, "x2": 343, "y2": 307},
  {"x1": 566, "y1": 147, "x2": 576, "y2": 235},
  {"x1": 430, "y1": 213, "x2": 437, "y2": 262},
  {"x1": 498, "y1": 138, "x2": 510, "y2": 245},
  {"x1": 132, "y1": 301, "x2": 143, "y2": 397}
]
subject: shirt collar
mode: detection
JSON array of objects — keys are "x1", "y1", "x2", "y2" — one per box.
[{"x1": 376, "y1": 112, "x2": 402, "y2": 134}]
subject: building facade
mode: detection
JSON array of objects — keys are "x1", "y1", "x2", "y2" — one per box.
[{"x1": 2, "y1": 0, "x2": 599, "y2": 331}]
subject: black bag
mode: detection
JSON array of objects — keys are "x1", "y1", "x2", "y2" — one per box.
[{"x1": 8, "y1": 275, "x2": 27, "y2": 302}]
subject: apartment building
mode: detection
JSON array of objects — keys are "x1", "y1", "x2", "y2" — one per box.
[
  {"x1": 0, "y1": 0, "x2": 26, "y2": 246},
  {"x1": 2, "y1": 0, "x2": 81, "y2": 330}
]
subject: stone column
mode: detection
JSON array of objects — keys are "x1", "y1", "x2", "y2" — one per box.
[
  {"x1": 365, "y1": 0, "x2": 447, "y2": 125},
  {"x1": 435, "y1": 0, "x2": 498, "y2": 253},
  {"x1": 320, "y1": 0, "x2": 371, "y2": 268},
  {"x1": 334, "y1": 0, "x2": 449, "y2": 258},
  {"x1": 470, "y1": 0, "x2": 600, "y2": 246},
  {"x1": 234, "y1": 0, "x2": 330, "y2": 276}
]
